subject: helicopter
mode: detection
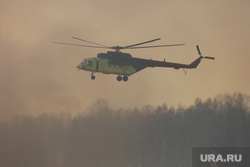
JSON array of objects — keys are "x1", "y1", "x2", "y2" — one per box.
[{"x1": 53, "y1": 37, "x2": 214, "y2": 82}]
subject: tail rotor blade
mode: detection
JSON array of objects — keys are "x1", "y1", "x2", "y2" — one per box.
[
  {"x1": 196, "y1": 45, "x2": 215, "y2": 60},
  {"x1": 196, "y1": 45, "x2": 202, "y2": 56},
  {"x1": 204, "y1": 56, "x2": 215, "y2": 60}
]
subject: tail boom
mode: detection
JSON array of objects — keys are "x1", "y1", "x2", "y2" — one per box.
[
  {"x1": 149, "y1": 56, "x2": 203, "y2": 69},
  {"x1": 149, "y1": 45, "x2": 214, "y2": 70}
]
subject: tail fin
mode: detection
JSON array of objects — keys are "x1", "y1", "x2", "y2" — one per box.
[
  {"x1": 190, "y1": 56, "x2": 203, "y2": 68},
  {"x1": 190, "y1": 45, "x2": 215, "y2": 68}
]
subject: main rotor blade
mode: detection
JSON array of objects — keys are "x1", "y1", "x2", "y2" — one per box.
[
  {"x1": 72, "y1": 37, "x2": 110, "y2": 47},
  {"x1": 52, "y1": 41, "x2": 111, "y2": 49},
  {"x1": 128, "y1": 44, "x2": 185, "y2": 49},
  {"x1": 124, "y1": 38, "x2": 161, "y2": 48}
]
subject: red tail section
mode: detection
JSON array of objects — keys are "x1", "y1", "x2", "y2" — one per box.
[
  {"x1": 147, "y1": 45, "x2": 214, "y2": 70},
  {"x1": 189, "y1": 56, "x2": 203, "y2": 68}
]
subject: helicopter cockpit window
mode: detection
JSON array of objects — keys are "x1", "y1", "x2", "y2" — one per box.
[
  {"x1": 81, "y1": 60, "x2": 87, "y2": 65},
  {"x1": 81, "y1": 60, "x2": 93, "y2": 66}
]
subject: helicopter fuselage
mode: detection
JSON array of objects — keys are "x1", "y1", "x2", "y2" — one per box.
[
  {"x1": 76, "y1": 50, "x2": 210, "y2": 81},
  {"x1": 76, "y1": 52, "x2": 150, "y2": 76}
]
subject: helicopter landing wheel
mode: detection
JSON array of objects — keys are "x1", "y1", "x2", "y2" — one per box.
[
  {"x1": 117, "y1": 75, "x2": 122, "y2": 81},
  {"x1": 123, "y1": 76, "x2": 128, "y2": 82},
  {"x1": 91, "y1": 73, "x2": 95, "y2": 80}
]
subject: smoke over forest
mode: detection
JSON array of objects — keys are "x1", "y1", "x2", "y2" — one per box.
[{"x1": 0, "y1": 93, "x2": 250, "y2": 167}]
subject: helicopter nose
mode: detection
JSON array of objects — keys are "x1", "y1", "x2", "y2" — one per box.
[
  {"x1": 76, "y1": 64, "x2": 81, "y2": 69},
  {"x1": 76, "y1": 64, "x2": 85, "y2": 69}
]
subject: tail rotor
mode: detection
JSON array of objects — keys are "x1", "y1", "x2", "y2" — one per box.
[{"x1": 196, "y1": 45, "x2": 215, "y2": 60}]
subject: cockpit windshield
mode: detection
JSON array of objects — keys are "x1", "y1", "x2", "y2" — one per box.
[
  {"x1": 81, "y1": 60, "x2": 87, "y2": 65},
  {"x1": 81, "y1": 59, "x2": 93, "y2": 66}
]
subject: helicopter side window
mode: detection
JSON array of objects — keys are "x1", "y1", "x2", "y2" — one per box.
[{"x1": 87, "y1": 61, "x2": 93, "y2": 66}]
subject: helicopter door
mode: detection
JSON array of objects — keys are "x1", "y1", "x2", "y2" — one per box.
[{"x1": 96, "y1": 61, "x2": 99, "y2": 72}]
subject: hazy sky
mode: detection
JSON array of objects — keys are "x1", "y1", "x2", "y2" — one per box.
[{"x1": 1, "y1": 0, "x2": 250, "y2": 120}]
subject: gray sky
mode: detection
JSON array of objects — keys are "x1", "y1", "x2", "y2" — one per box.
[{"x1": 1, "y1": 0, "x2": 250, "y2": 120}]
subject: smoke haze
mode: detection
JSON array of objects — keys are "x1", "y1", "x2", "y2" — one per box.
[
  {"x1": 0, "y1": 93, "x2": 249, "y2": 167},
  {"x1": 1, "y1": 0, "x2": 250, "y2": 119}
]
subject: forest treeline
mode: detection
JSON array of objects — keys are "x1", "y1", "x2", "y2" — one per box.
[{"x1": 0, "y1": 93, "x2": 250, "y2": 167}]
